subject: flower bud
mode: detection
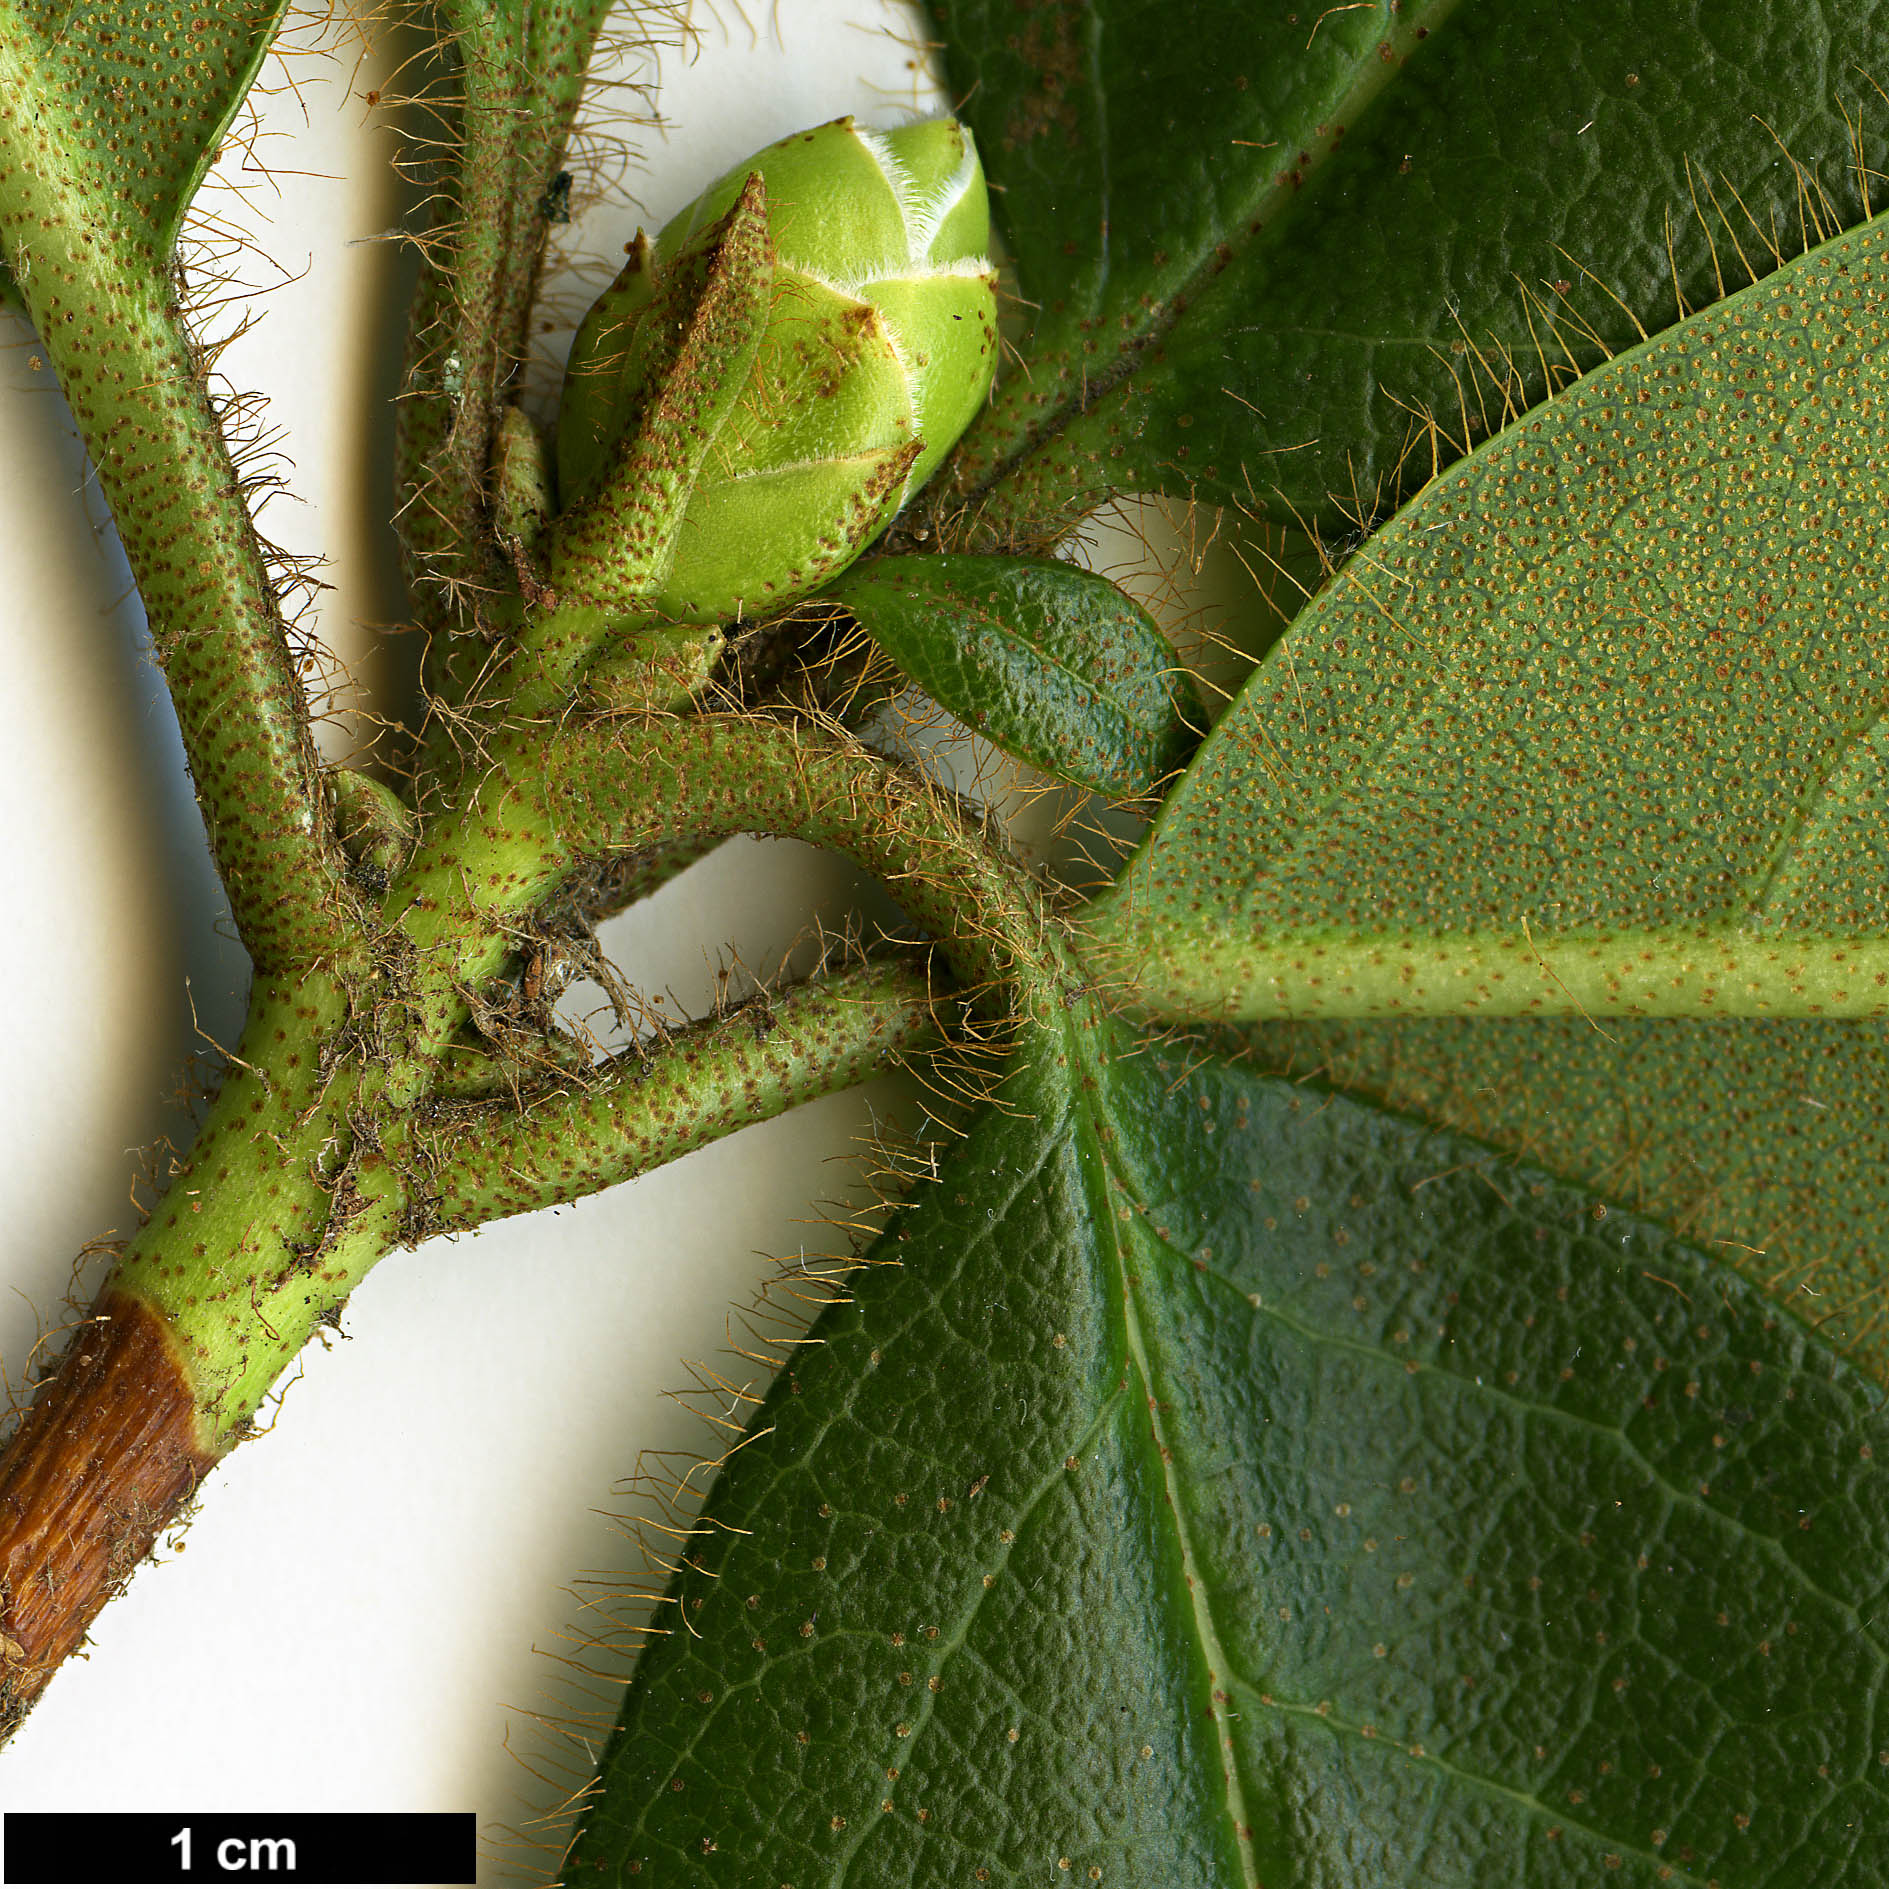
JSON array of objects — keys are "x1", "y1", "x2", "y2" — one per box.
[{"x1": 553, "y1": 116, "x2": 997, "y2": 625}]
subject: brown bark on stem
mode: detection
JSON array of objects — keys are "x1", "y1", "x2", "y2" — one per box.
[{"x1": 0, "y1": 1291, "x2": 212, "y2": 1738}]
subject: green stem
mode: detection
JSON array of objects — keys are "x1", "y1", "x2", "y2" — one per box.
[
  {"x1": 0, "y1": 21, "x2": 353, "y2": 972},
  {"x1": 424, "y1": 955, "x2": 940, "y2": 1232},
  {"x1": 568, "y1": 834, "x2": 728, "y2": 928},
  {"x1": 484, "y1": 597, "x2": 666, "y2": 722},
  {"x1": 102, "y1": 946, "x2": 944, "y2": 1447},
  {"x1": 396, "y1": 0, "x2": 613, "y2": 644},
  {"x1": 108, "y1": 971, "x2": 396, "y2": 1441},
  {"x1": 433, "y1": 1022, "x2": 595, "y2": 1100},
  {"x1": 388, "y1": 711, "x2": 1067, "y2": 1042},
  {"x1": 411, "y1": 594, "x2": 719, "y2": 795}
]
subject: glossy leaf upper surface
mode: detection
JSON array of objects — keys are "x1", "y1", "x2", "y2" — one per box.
[
  {"x1": 565, "y1": 1013, "x2": 1889, "y2": 1884},
  {"x1": 932, "y1": 0, "x2": 1889, "y2": 530},
  {"x1": 831, "y1": 552, "x2": 1198, "y2": 797}
]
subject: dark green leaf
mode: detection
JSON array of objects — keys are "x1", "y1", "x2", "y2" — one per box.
[
  {"x1": 564, "y1": 1012, "x2": 1889, "y2": 1883},
  {"x1": 1088, "y1": 211, "x2": 1889, "y2": 1023},
  {"x1": 830, "y1": 552, "x2": 1198, "y2": 797},
  {"x1": 1240, "y1": 1013, "x2": 1889, "y2": 1386},
  {"x1": 931, "y1": 0, "x2": 1889, "y2": 532}
]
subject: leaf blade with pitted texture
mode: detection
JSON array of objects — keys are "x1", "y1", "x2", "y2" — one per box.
[
  {"x1": 0, "y1": 0, "x2": 288, "y2": 266},
  {"x1": 830, "y1": 552, "x2": 1199, "y2": 797},
  {"x1": 562, "y1": 1011, "x2": 1889, "y2": 1884},
  {"x1": 930, "y1": 0, "x2": 1889, "y2": 535}
]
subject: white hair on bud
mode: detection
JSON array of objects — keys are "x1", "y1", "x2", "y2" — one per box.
[
  {"x1": 901, "y1": 142, "x2": 982, "y2": 267},
  {"x1": 923, "y1": 255, "x2": 997, "y2": 281},
  {"x1": 851, "y1": 124, "x2": 917, "y2": 226},
  {"x1": 854, "y1": 122, "x2": 983, "y2": 269},
  {"x1": 786, "y1": 254, "x2": 992, "y2": 303}
]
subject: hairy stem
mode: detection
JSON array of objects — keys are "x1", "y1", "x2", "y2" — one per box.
[
  {"x1": 0, "y1": 19, "x2": 353, "y2": 972},
  {"x1": 0, "y1": 942, "x2": 940, "y2": 1730},
  {"x1": 0, "y1": 963, "x2": 396, "y2": 1732},
  {"x1": 390, "y1": 711, "x2": 1067, "y2": 1042},
  {"x1": 426, "y1": 954, "x2": 941, "y2": 1231},
  {"x1": 570, "y1": 834, "x2": 727, "y2": 928},
  {"x1": 0, "y1": 735, "x2": 1008, "y2": 1727},
  {"x1": 396, "y1": 0, "x2": 613, "y2": 649},
  {"x1": 107, "y1": 972, "x2": 401, "y2": 1434}
]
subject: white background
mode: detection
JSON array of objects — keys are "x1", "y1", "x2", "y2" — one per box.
[{"x1": 0, "y1": 1, "x2": 979, "y2": 1877}]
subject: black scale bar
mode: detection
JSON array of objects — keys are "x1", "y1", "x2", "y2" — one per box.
[{"x1": 3, "y1": 1814, "x2": 475, "y2": 1886}]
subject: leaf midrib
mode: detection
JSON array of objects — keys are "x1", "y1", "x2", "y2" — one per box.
[
  {"x1": 1069, "y1": 1020, "x2": 1263, "y2": 1888},
  {"x1": 952, "y1": 592, "x2": 1157, "y2": 733},
  {"x1": 1099, "y1": 1104, "x2": 1883, "y2": 1881}
]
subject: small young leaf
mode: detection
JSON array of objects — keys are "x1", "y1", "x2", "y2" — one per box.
[
  {"x1": 932, "y1": 0, "x2": 1889, "y2": 530},
  {"x1": 1091, "y1": 211, "x2": 1889, "y2": 1022},
  {"x1": 830, "y1": 552, "x2": 1197, "y2": 797},
  {"x1": 565, "y1": 1012, "x2": 1889, "y2": 1881}
]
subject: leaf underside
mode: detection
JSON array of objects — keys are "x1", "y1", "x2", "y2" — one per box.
[
  {"x1": 567, "y1": 1012, "x2": 1889, "y2": 1885},
  {"x1": 933, "y1": 0, "x2": 1889, "y2": 530},
  {"x1": 1092, "y1": 211, "x2": 1889, "y2": 1025}
]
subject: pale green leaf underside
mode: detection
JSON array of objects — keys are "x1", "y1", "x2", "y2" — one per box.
[
  {"x1": 566, "y1": 1012, "x2": 1889, "y2": 1883},
  {"x1": 1092, "y1": 212, "x2": 1889, "y2": 1021}
]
